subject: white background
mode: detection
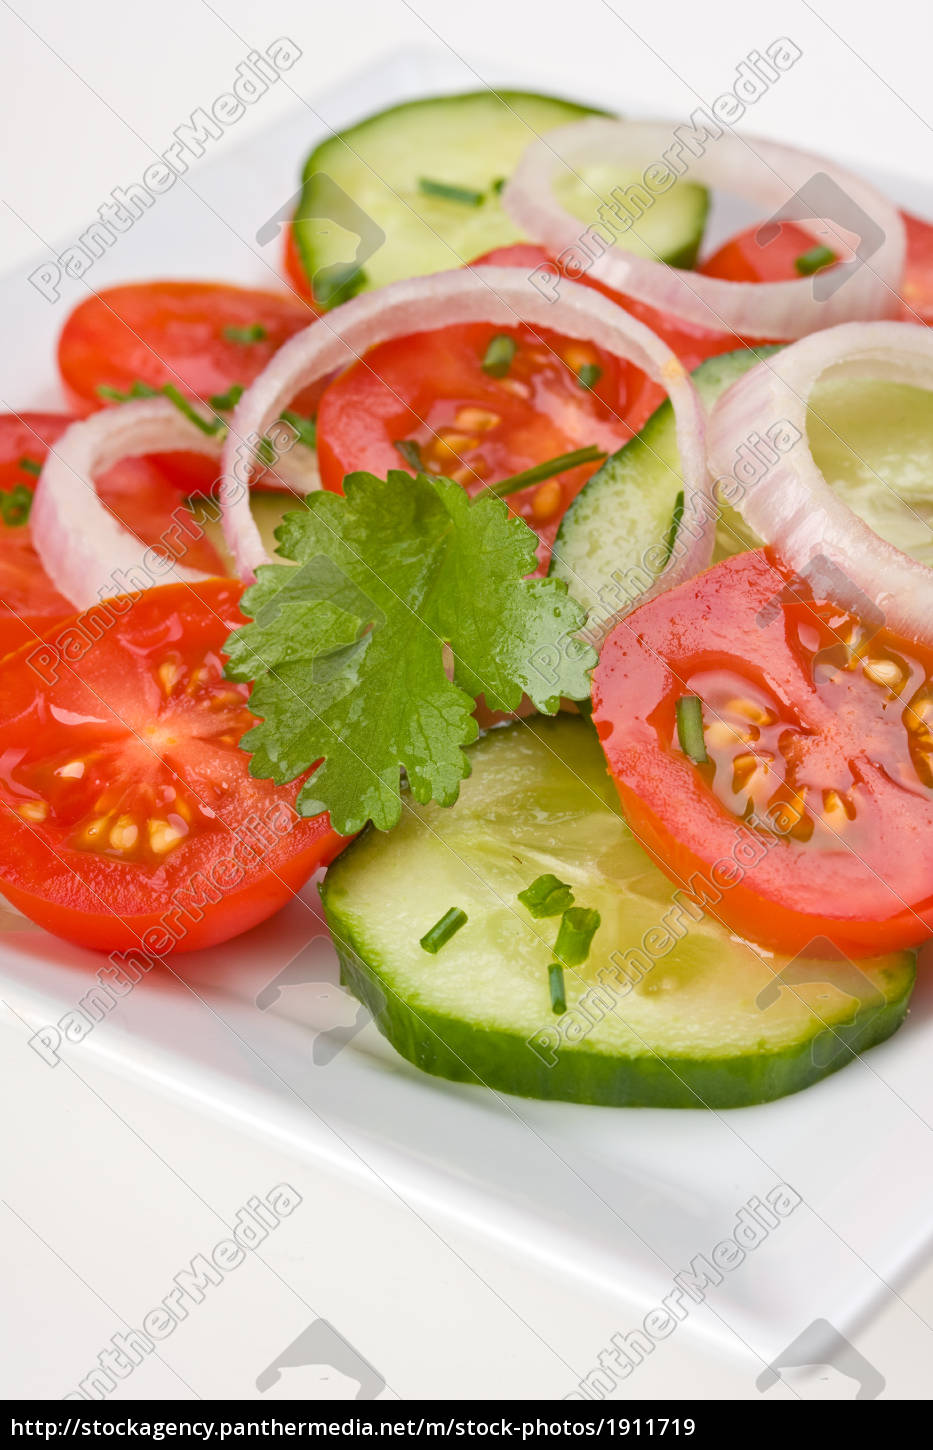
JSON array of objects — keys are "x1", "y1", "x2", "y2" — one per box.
[{"x1": 1, "y1": 0, "x2": 933, "y2": 1405}]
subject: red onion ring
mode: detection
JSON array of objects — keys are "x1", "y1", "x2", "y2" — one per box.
[
  {"x1": 220, "y1": 266, "x2": 711, "y2": 625},
  {"x1": 31, "y1": 399, "x2": 318, "y2": 611},
  {"x1": 707, "y1": 320, "x2": 933, "y2": 640},
  {"x1": 502, "y1": 119, "x2": 905, "y2": 340}
]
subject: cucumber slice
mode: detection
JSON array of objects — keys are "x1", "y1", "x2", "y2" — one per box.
[
  {"x1": 293, "y1": 91, "x2": 708, "y2": 301},
  {"x1": 804, "y1": 379, "x2": 933, "y2": 571},
  {"x1": 549, "y1": 347, "x2": 779, "y2": 620},
  {"x1": 321, "y1": 717, "x2": 914, "y2": 1108}
]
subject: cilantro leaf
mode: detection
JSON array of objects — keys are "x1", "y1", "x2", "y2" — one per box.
[{"x1": 224, "y1": 470, "x2": 595, "y2": 834}]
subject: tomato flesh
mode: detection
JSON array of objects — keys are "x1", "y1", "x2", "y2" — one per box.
[
  {"x1": 317, "y1": 313, "x2": 635, "y2": 566},
  {"x1": 593, "y1": 550, "x2": 933, "y2": 957},
  {"x1": 0, "y1": 580, "x2": 347, "y2": 953},
  {"x1": 701, "y1": 213, "x2": 933, "y2": 324},
  {"x1": 0, "y1": 413, "x2": 225, "y2": 660},
  {"x1": 57, "y1": 281, "x2": 322, "y2": 494}
]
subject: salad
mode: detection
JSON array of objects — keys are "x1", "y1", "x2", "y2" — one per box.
[{"x1": 2, "y1": 88, "x2": 932, "y2": 1109}]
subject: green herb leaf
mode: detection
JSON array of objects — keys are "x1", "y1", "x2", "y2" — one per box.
[
  {"x1": 0, "y1": 484, "x2": 33, "y2": 527},
  {"x1": 392, "y1": 438, "x2": 424, "y2": 472},
  {"x1": 481, "y1": 334, "x2": 517, "y2": 378},
  {"x1": 315, "y1": 264, "x2": 368, "y2": 310},
  {"x1": 676, "y1": 694, "x2": 708, "y2": 764},
  {"x1": 96, "y1": 380, "x2": 159, "y2": 403},
  {"x1": 489, "y1": 445, "x2": 605, "y2": 499},
  {"x1": 576, "y1": 362, "x2": 602, "y2": 390},
  {"x1": 794, "y1": 244, "x2": 837, "y2": 276},
  {"x1": 554, "y1": 906, "x2": 601, "y2": 967},
  {"x1": 280, "y1": 409, "x2": 317, "y2": 450},
  {"x1": 162, "y1": 384, "x2": 225, "y2": 438},
  {"x1": 518, "y1": 873, "x2": 575, "y2": 919},
  {"x1": 17, "y1": 456, "x2": 42, "y2": 477},
  {"x1": 548, "y1": 962, "x2": 567, "y2": 1015},
  {"x1": 418, "y1": 177, "x2": 485, "y2": 207},
  {"x1": 420, "y1": 907, "x2": 468, "y2": 954},
  {"x1": 209, "y1": 383, "x2": 245, "y2": 412},
  {"x1": 491, "y1": 177, "x2": 506, "y2": 196},
  {"x1": 223, "y1": 323, "x2": 268, "y2": 344},
  {"x1": 224, "y1": 470, "x2": 595, "y2": 834}
]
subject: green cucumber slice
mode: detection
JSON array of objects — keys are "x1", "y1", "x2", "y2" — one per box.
[
  {"x1": 293, "y1": 91, "x2": 708, "y2": 301},
  {"x1": 549, "y1": 347, "x2": 779, "y2": 619},
  {"x1": 321, "y1": 717, "x2": 914, "y2": 1108},
  {"x1": 802, "y1": 378, "x2": 933, "y2": 571}
]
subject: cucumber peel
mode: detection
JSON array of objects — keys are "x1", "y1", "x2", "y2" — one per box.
[{"x1": 321, "y1": 717, "x2": 914, "y2": 1108}]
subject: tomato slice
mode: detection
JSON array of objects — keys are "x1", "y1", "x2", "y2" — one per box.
[
  {"x1": 317, "y1": 322, "x2": 634, "y2": 568},
  {"x1": 593, "y1": 549, "x2": 933, "y2": 957},
  {"x1": 0, "y1": 412, "x2": 225, "y2": 660},
  {"x1": 702, "y1": 213, "x2": 933, "y2": 324},
  {"x1": 0, "y1": 579, "x2": 347, "y2": 953},
  {"x1": 473, "y1": 242, "x2": 738, "y2": 431},
  {"x1": 901, "y1": 212, "x2": 933, "y2": 324},
  {"x1": 57, "y1": 281, "x2": 322, "y2": 494}
]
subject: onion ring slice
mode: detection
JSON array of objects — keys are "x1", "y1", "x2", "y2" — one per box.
[{"x1": 502, "y1": 118, "x2": 905, "y2": 340}]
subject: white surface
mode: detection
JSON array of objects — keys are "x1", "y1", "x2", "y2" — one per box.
[{"x1": 1, "y1": 0, "x2": 933, "y2": 1403}]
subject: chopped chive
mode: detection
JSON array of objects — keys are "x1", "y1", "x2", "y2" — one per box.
[
  {"x1": 17, "y1": 456, "x2": 41, "y2": 477},
  {"x1": 209, "y1": 383, "x2": 245, "y2": 412},
  {"x1": 554, "y1": 906, "x2": 601, "y2": 968},
  {"x1": 489, "y1": 445, "x2": 605, "y2": 499},
  {"x1": 517, "y1": 873, "x2": 575, "y2": 919},
  {"x1": 548, "y1": 962, "x2": 567, "y2": 1016},
  {"x1": 223, "y1": 323, "x2": 268, "y2": 344},
  {"x1": 418, "y1": 177, "x2": 485, "y2": 207},
  {"x1": 794, "y1": 244, "x2": 836, "y2": 276},
  {"x1": 420, "y1": 906, "x2": 468, "y2": 954},
  {"x1": 660, "y1": 490, "x2": 684, "y2": 568},
  {"x1": 315, "y1": 264, "x2": 368, "y2": 309},
  {"x1": 481, "y1": 334, "x2": 517, "y2": 378},
  {"x1": 393, "y1": 438, "x2": 424, "y2": 471},
  {"x1": 96, "y1": 380, "x2": 158, "y2": 403},
  {"x1": 576, "y1": 362, "x2": 602, "y2": 391},
  {"x1": 491, "y1": 177, "x2": 506, "y2": 196},
  {"x1": 0, "y1": 484, "x2": 33, "y2": 526},
  {"x1": 162, "y1": 384, "x2": 225, "y2": 437},
  {"x1": 280, "y1": 409, "x2": 317, "y2": 450},
  {"x1": 676, "y1": 694, "x2": 708, "y2": 764}
]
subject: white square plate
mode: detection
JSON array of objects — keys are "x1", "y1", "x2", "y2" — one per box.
[{"x1": 2, "y1": 47, "x2": 933, "y2": 1398}]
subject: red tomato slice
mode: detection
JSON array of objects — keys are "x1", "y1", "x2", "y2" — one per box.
[
  {"x1": 473, "y1": 242, "x2": 738, "y2": 432},
  {"x1": 0, "y1": 413, "x2": 225, "y2": 660},
  {"x1": 0, "y1": 579, "x2": 347, "y2": 954},
  {"x1": 57, "y1": 281, "x2": 322, "y2": 494},
  {"x1": 593, "y1": 549, "x2": 933, "y2": 958},
  {"x1": 284, "y1": 220, "x2": 313, "y2": 300},
  {"x1": 702, "y1": 213, "x2": 933, "y2": 324},
  {"x1": 316, "y1": 256, "x2": 639, "y2": 566},
  {"x1": 901, "y1": 212, "x2": 933, "y2": 323}
]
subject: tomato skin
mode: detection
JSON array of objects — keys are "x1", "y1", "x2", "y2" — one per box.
[
  {"x1": 593, "y1": 550, "x2": 933, "y2": 958},
  {"x1": 284, "y1": 220, "x2": 313, "y2": 300},
  {"x1": 901, "y1": 212, "x2": 933, "y2": 323},
  {"x1": 0, "y1": 412, "x2": 225, "y2": 660},
  {"x1": 0, "y1": 580, "x2": 348, "y2": 954}
]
